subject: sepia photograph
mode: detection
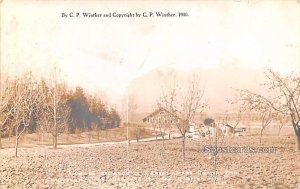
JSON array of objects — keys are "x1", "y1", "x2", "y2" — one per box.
[{"x1": 0, "y1": 0, "x2": 299, "y2": 188}]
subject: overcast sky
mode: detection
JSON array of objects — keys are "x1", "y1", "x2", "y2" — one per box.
[{"x1": 1, "y1": 0, "x2": 299, "y2": 112}]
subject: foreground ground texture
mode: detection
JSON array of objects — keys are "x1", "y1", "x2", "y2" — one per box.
[{"x1": 0, "y1": 136, "x2": 299, "y2": 189}]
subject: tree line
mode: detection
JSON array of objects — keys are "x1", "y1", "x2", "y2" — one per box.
[{"x1": 0, "y1": 71, "x2": 121, "y2": 155}]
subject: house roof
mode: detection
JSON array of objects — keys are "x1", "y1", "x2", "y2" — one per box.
[
  {"x1": 142, "y1": 107, "x2": 178, "y2": 122},
  {"x1": 224, "y1": 124, "x2": 234, "y2": 128}
]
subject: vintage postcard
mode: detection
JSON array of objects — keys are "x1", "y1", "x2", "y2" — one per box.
[{"x1": 0, "y1": 0, "x2": 299, "y2": 188}]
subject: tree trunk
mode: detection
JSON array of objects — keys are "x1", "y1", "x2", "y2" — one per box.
[
  {"x1": 277, "y1": 127, "x2": 282, "y2": 136},
  {"x1": 292, "y1": 123, "x2": 300, "y2": 151},
  {"x1": 162, "y1": 135, "x2": 165, "y2": 149},
  {"x1": 97, "y1": 131, "x2": 100, "y2": 141},
  {"x1": 259, "y1": 129, "x2": 264, "y2": 144},
  {"x1": 53, "y1": 135, "x2": 58, "y2": 149},
  {"x1": 15, "y1": 126, "x2": 27, "y2": 157},
  {"x1": 15, "y1": 133, "x2": 19, "y2": 157},
  {"x1": 214, "y1": 153, "x2": 217, "y2": 184},
  {"x1": 137, "y1": 127, "x2": 140, "y2": 142},
  {"x1": 182, "y1": 136, "x2": 186, "y2": 161},
  {"x1": 53, "y1": 84, "x2": 57, "y2": 149},
  {"x1": 0, "y1": 133, "x2": 2, "y2": 149},
  {"x1": 296, "y1": 134, "x2": 300, "y2": 151}
]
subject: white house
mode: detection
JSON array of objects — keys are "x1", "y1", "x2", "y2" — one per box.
[
  {"x1": 234, "y1": 127, "x2": 247, "y2": 136},
  {"x1": 201, "y1": 121, "x2": 239, "y2": 138},
  {"x1": 201, "y1": 124, "x2": 216, "y2": 138}
]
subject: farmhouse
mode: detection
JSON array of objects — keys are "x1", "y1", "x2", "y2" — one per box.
[
  {"x1": 142, "y1": 107, "x2": 183, "y2": 139},
  {"x1": 201, "y1": 118, "x2": 240, "y2": 138},
  {"x1": 142, "y1": 110, "x2": 247, "y2": 139},
  {"x1": 220, "y1": 124, "x2": 234, "y2": 136},
  {"x1": 142, "y1": 107, "x2": 201, "y2": 139},
  {"x1": 218, "y1": 124, "x2": 247, "y2": 137},
  {"x1": 142, "y1": 107, "x2": 180, "y2": 125},
  {"x1": 202, "y1": 123, "x2": 247, "y2": 138},
  {"x1": 201, "y1": 123, "x2": 216, "y2": 138},
  {"x1": 186, "y1": 122, "x2": 201, "y2": 139}
]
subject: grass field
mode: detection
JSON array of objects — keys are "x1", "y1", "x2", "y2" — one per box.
[
  {"x1": 0, "y1": 123, "x2": 296, "y2": 149},
  {"x1": 0, "y1": 124, "x2": 152, "y2": 148}
]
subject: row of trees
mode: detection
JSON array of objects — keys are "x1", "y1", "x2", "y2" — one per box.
[
  {"x1": 0, "y1": 70, "x2": 121, "y2": 156},
  {"x1": 149, "y1": 69, "x2": 299, "y2": 162},
  {"x1": 239, "y1": 69, "x2": 300, "y2": 150}
]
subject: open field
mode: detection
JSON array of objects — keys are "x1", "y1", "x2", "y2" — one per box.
[
  {"x1": 0, "y1": 135, "x2": 299, "y2": 189},
  {"x1": 1, "y1": 122, "x2": 294, "y2": 148},
  {"x1": 242, "y1": 125, "x2": 294, "y2": 136},
  {"x1": 0, "y1": 125, "x2": 152, "y2": 149}
]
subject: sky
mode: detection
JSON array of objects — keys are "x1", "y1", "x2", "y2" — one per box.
[{"x1": 1, "y1": 0, "x2": 299, "y2": 112}]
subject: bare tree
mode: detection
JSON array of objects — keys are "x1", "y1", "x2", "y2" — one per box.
[
  {"x1": 134, "y1": 123, "x2": 141, "y2": 142},
  {"x1": 11, "y1": 74, "x2": 40, "y2": 157},
  {"x1": 222, "y1": 109, "x2": 242, "y2": 137},
  {"x1": 230, "y1": 96, "x2": 274, "y2": 143},
  {"x1": 200, "y1": 117, "x2": 229, "y2": 185},
  {"x1": 148, "y1": 104, "x2": 166, "y2": 147},
  {"x1": 162, "y1": 76, "x2": 206, "y2": 160},
  {"x1": 130, "y1": 123, "x2": 146, "y2": 142},
  {"x1": 240, "y1": 91, "x2": 274, "y2": 144},
  {"x1": 277, "y1": 115, "x2": 289, "y2": 136},
  {"x1": 224, "y1": 96, "x2": 248, "y2": 137},
  {"x1": 148, "y1": 114, "x2": 159, "y2": 141},
  {"x1": 0, "y1": 78, "x2": 17, "y2": 148},
  {"x1": 240, "y1": 69, "x2": 300, "y2": 150},
  {"x1": 258, "y1": 106, "x2": 274, "y2": 144},
  {"x1": 44, "y1": 69, "x2": 70, "y2": 149},
  {"x1": 157, "y1": 113, "x2": 167, "y2": 148},
  {"x1": 91, "y1": 122, "x2": 102, "y2": 141},
  {"x1": 156, "y1": 97, "x2": 178, "y2": 148}
]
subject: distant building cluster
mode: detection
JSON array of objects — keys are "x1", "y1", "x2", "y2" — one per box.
[{"x1": 142, "y1": 108, "x2": 246, "y2": 139}]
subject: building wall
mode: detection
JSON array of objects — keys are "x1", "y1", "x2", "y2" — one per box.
[{"x1": 144, "y1": 109, "x2": 179, "y2": 126}]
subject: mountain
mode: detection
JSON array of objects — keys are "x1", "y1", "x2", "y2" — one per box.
[{"x1": 127, "y1": 65, "x2": 266, "y2": 114}]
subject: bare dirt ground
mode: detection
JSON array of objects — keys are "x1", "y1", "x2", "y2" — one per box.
[{"x1": 0, "y1": 135, "x2": 300, "y2": 189}]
